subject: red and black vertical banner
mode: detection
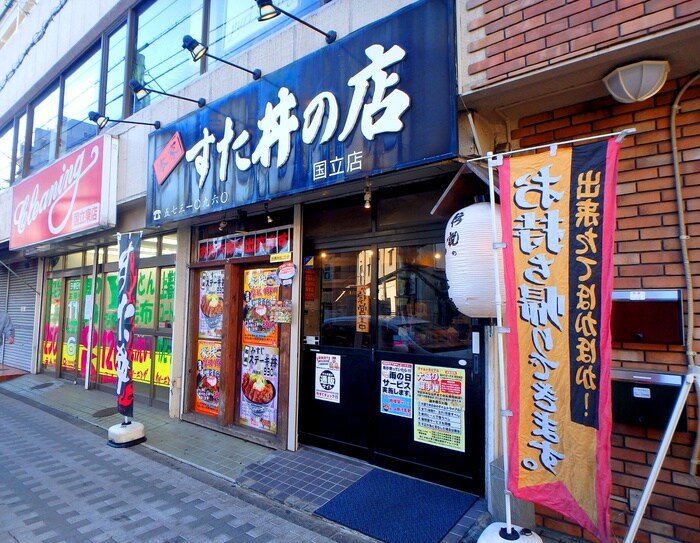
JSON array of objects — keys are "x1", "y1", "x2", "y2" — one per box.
[
  {"x1": 116, "y1": 232, "x2": 141, "y2": 417},
  {"x1": 498, "y1": 138, "x2": 621, "y2": 543}
]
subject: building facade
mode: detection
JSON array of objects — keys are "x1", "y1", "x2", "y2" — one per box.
[{"x1": 0, "y1": 1, "x2": 698, "y2": 541}]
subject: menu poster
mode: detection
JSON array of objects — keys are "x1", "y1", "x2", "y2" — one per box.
[
  {"x1": 194, "y1": 339, "x2": 221, "y2": 417},
  {"x1": 239, "y1": 344, "x2": 279, "y2": 434},
  {"x1": 380, "y1": 361, "x2": 413, "y2": 418},
  {"x1": 242, "y1": 268, "x2": 279, "y2": 347},
  {"x1": 315, "y1": 353, "x2": 341, "y2": 403},
  {"x1": 199, "y1": 269, "x2": 225, "y2": 338},
  {"x1": 414, "y1": 365, "x2": 466, "y2": 452},
  {"x1": 304, "y1": 268, "x2": 316, "y2": 301}
]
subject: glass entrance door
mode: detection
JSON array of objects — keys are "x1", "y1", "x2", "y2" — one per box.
[
  {"x1": 300, "y1": 244, "x2": 485, "y2": 493},
  {"x1": 300, "y1": 249, "x2": 375, "y2": 458},
  {"x1": 61, "y1": 278, "x2": 83, "y2": 378},
  {"x1": 41, "y1": 278, "x2": 63, "y2": 372},
  {"x1": 373, "y1": 244, "x2": 483, "y2": 492},
  {"x1": 41, "y1": 276, "x2": 84, "y2": 381}
]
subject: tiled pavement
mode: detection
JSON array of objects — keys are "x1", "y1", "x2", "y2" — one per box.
[
  {"x1": 0, "y1": 385, "x2": 371, "y2": 543},
  {"x1": 0, "y1": 371, "x2": 491, "y2": 543}
]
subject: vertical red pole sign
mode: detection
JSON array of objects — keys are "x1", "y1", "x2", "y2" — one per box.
[
  {"x1": 498, "y1": 139, "x2": 621, "y2": 543},
  {"x1": 116, "y1": 232, "x2": 141, "y2": 418}
]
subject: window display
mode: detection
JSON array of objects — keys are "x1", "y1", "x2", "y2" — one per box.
[
  {"x1": 40, "y1": 240, "x2": 175, "y2": 403},
  {"x1": 239, "y1": 268, "x2": 281, "y2": 434},
  {"x1": 194, "y1": 269, "x2": 224, "y2": 416},
  {"x1": 194, "y1": 339, "x2": 221, "y2": 416},
  {"x1": 42, "y1": 279, "x2": 62, "y2": 367}
]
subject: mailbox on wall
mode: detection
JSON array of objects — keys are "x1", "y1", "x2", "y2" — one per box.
[
  {"x1": 611, "y1": 369, "x2": 687, "y2": 431},
  {"x1": 611, "y1": 289, "x2": 684, "y2": 345}
]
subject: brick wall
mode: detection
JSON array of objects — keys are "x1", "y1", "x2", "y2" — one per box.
[
  {"x1": 466, "y1": 0, "x2": 700, "y2": 87},
  {"x1": 514, "y1": 76, "x2": 700, "y2": 542}
]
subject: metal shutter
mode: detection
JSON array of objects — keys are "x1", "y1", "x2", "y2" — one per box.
[{"x1": 0, "y1": 259, "x2": 39, "y2": 372}]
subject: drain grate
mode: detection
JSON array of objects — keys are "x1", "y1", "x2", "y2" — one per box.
[
  {"x1": 93, "y1": 407, "x2": 119, "y2": 418},
  {"x1": 31, "y1": 383, "x2": 53, "y2": 390}
]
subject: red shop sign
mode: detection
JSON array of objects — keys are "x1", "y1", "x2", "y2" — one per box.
[{"x1": 10, "y1": 136, "x2": 117, "y2": 249}]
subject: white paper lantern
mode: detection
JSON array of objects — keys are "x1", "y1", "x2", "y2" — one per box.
[{"x1": 445, "y1": 202, "x2": 505, "y2": 318}]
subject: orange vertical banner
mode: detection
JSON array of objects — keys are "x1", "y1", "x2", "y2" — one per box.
[{"x1": 499, "y1": 139, "x2": 621, "y2": 543}]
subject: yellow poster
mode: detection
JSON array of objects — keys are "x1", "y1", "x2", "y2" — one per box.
[
  {"x1": 242, "y1": 268, "x2": 280, "y2": 347},
  {"x1": 413, "y1": 364, "x2": 465, "y2": 452}
]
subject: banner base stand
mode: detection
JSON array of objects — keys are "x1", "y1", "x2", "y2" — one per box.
[
  {"x1": 477, "y1": 523, "x2": 543, "y2": 543},
  {"x1": 107, "y1": 421, "x2": 146, "y2": 448}
]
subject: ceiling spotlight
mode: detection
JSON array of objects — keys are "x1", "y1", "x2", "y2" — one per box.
[
  {"x1": 218, "y1": 220, "x2": 228, "y2": 232},
  {"x1": 265, "y1": 202, "x2": 273, "y2": 223},
  {"x1": 88, "y1": 111, "x2": 160, "y2": 130},
  {"x1": 129, "y1": 79, "x2": 206, "y2": 108},
  {"x1": 255, "y1": 0, "x2": 337, "y2": 44},
  {"x1": 182, "y1": 35, "x2": 261, "y2": 79},
  {"x1": 363, "y1": 181, "x2": 371, "y2": 209}
]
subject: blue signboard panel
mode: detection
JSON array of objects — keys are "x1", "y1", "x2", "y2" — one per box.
[{"x1": 146, "y1": 0, "x2": 456, "y2": 227}]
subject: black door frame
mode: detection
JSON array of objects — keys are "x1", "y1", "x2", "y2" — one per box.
[{"x1": 298, "y1": 242, "x2": 486, "y2": 494}]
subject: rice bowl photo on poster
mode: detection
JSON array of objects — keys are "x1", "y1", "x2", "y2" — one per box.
[
  {"x1": 199, "y1": 270, "x2": 225, "y2": 338},
  {"x1": 242, "y1": 269, "x2": 279, "y2": 347},
  {"x1": 194, "y1": 339, "x2": 221, "y2": 417},
  {"x1": 239, "y1": 344, "x2": 279, "y2": 434}
]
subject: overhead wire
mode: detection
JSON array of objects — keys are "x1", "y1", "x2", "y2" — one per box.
[{"x1": 0, "y1": 0, "x2": 69, "y2": 93}]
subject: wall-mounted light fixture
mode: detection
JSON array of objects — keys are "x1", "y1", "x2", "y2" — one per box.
[
  {"x1": 88, "y1": 111, "x2": 161, "y2": 130},
  {"x1": 129, "y1": 79, "x2": 206, "y2": 108},
  {"x1": 363, "y1": 180, "x2": 371, "y2": 209},
  {"x1": 182, "y1": 35, "x2": 262, "y2": 80},
  {"x1": 256, "y1": 0, "x2": 336, "y2": 44},
  {"x1": 603, "y1": 60, "x2": 670, "y2": 103},
  {"x1": 265, "y1": 202, "x2": 273, "y2": 223}
]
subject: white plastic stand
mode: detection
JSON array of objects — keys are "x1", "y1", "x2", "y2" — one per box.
[
  {"x1": 478, "y1": 523, "x2": 543, "y2": 543},
  {"x1": 108, "y1": 419, "x2": 146, "y2": 448}
]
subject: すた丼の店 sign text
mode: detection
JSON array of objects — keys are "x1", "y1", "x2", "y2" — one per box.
[{"x1": 146, "y1": 0, "x2": 456, "y2": 227}]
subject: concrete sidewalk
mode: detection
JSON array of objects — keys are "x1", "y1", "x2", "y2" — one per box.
[{"x1": 1, "y1": 372, "x2": 493, "y2": 543}]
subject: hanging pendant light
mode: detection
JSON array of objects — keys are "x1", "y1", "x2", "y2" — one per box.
[{"x1": 444, "y1": 202, "x2": 504, "y2": 318}]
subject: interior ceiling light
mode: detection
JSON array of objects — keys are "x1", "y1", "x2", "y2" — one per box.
[
  {"x1": 603, "y1": 60, "x2": 670, "y2": 103},
  {"x1": 255, "y1": 0, "x2": 337, "y2": 44},
  {"x1": 129, "y1": 79, "x2": 206, "y2": 108},
  {"x1": 182, "y1": 35, "x2": 261, "y2": 80},
  {"x1": 363, "y1": 180, "x2": 371, "y2": 209},
  {"x1": 88, "y1": 111, "x2": 160, "y2": 130}
]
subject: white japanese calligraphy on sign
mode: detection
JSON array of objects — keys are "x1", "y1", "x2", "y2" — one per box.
[
  {"x1": 177, "y1": 43, "x2": 410, "y2": 189},
  {"x1": 116, "y1": 238, "x2": 137, "y2": 397},
  {"x1": 339, "y1": 44, "x2": 410, "y2": 141}
]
